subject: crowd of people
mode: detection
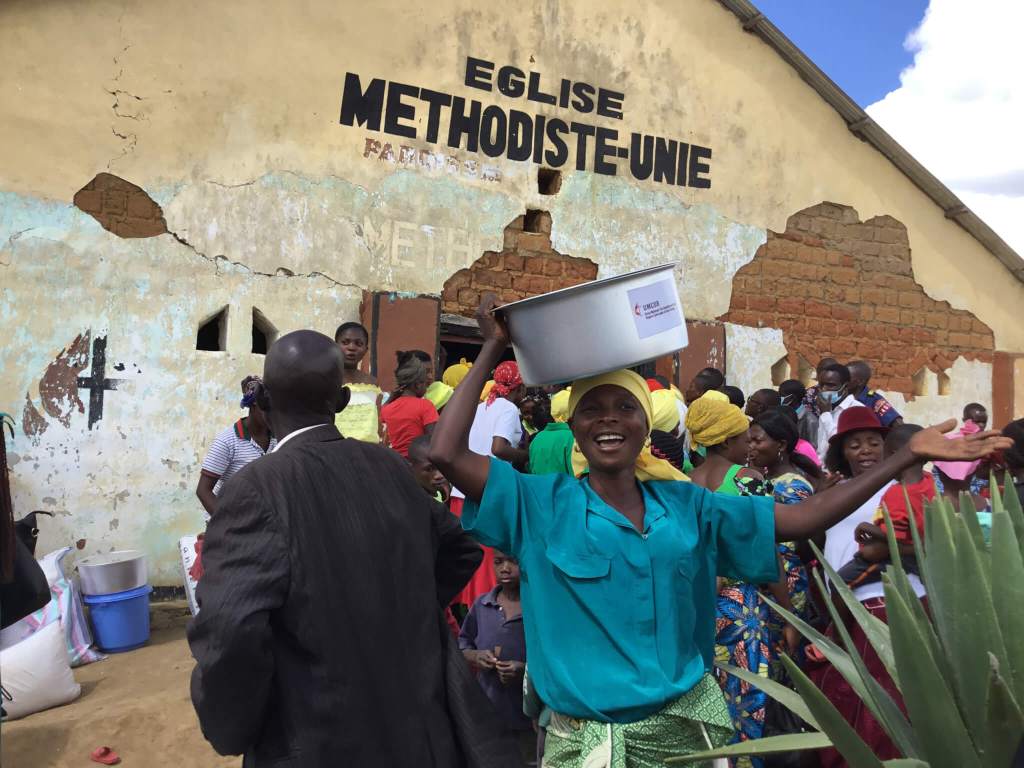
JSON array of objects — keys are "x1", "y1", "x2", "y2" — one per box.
[{"x1": 188, "y1": 297, "x2": 1019, "y2": 768}]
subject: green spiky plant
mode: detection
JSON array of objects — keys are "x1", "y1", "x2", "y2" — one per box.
[{"x1": 670, "y1": 478, "x2": 1024, "y2": 767}]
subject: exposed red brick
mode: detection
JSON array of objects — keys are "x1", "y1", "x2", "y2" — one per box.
[
  {"x1": 442, "y1": 214, "x2": 598, "y2": 316},
  {"x1": 543, "y1": 258, "x2": 565, "y2": 277},
  {"x1": 73, "y1": 173, "x2": 167, "y2": 238},
  {"x1": 719, "y1": 202, "x2": 994, "y2": 398},
  {"x1": 502, "y1": 253, "x2": 524, "y2": 272}
]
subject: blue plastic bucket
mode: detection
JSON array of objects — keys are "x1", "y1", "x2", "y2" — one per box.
[{"x1": 84, "y1": 585, "x2": 153, "y2": 653}]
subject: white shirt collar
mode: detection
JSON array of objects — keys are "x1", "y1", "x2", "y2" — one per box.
[
  {"x1": 272, "y1": 423, "x2": 330, "y2": 452},
  {"x1": 837, "y1": 394, "x2": 861, "y2": 411}
]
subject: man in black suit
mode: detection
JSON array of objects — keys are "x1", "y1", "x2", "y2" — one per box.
[{"x1": 188, "y1": 330, "x2": 515, "y2": 767}]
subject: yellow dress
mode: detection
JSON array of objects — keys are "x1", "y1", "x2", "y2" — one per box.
[{"x1": 335, "y1": 383, "x2": 382, "y2": 443}]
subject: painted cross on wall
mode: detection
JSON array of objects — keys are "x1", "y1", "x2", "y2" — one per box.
[{"x1": 77, "y1": 336, "x2": 124, "y2": 429}]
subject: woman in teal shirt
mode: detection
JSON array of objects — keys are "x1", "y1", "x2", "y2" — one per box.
[{"x1": 430, "y1": 295, "x2": 1010, "y2": 767}]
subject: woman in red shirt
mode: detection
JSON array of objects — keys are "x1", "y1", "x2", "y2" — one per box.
[{"x1": 381, "y1": 351, "x2": 439, "y2": 457}]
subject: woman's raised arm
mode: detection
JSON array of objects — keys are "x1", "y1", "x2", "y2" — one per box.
[
  {"x1": 773, "y1": 420, "x2": 1012, "y2": 541},
  {"x1": 430, "y1": 294, "x2": 508, "y2": 502}
]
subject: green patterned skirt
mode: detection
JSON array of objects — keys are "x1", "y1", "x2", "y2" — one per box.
[{"x1": 541, "y1": 674, "x2": 734, "y2": 768}]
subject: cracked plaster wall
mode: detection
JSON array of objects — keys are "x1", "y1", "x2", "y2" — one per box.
[
  {"x1": 1, "y1": 201, "x2": 360, "y2": 583},
  {"x1": 2, "y1": 0, "x2": 1022, "y2": 582}
]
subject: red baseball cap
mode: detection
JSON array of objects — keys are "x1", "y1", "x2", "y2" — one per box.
[{"x1": 828, "y1": 406, "x2": 888, "y2": 446}]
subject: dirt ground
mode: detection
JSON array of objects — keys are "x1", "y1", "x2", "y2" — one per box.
[{"x1": 1, "y1": 602, "x2": 237, "y2": 768}]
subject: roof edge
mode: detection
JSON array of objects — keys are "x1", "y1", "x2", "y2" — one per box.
[{"x1": 718, "y1": 0, "x2": 1024, "y2": 283}]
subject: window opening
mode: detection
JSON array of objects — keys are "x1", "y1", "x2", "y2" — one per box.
[
  {"x1": 196, "y1": 306, "x2": 228, "y2": 352},
  {"x1": 538, "y1": 168, "x2": 561, "y2": 195},
  {"x1": 770, "y1": 356, "x2": 791, "y2": 386},
  {"x1": 796, "y1": 356, "x2": 816, "y2": 386},
  {"x1": 912, "y1": 367, "x2": 931, "y2": 397},
  {"x1": 523, "y1": 210, "x2": 544, "y2": 233},
  {"x1": 251, "y1": 307, "x2": 279, "y2": 355}
]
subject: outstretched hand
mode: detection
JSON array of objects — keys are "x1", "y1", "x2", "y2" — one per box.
[
  {"x1": 909, "y1": 419, "x2": 1012, "y2": 462},
  {"x1": 476, "y1": 292, "x2": 511, "y2": 347}
]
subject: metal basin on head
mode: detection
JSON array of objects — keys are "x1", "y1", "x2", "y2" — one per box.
[{"x1": 499, "y1": 262, "x2": 689, "y2": 387}]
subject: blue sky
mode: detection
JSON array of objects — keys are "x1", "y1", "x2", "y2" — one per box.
[
  {"x1": 753, "y1": 0, "x2": 928, "y2": 107},
  {"x1": 754, "y1": 1, "x2": 1024, "y2": 255}
]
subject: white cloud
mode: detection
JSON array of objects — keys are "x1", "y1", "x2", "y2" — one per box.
[{"x1": 866, "y1": 0, "x2": 1024, "y2": 256}]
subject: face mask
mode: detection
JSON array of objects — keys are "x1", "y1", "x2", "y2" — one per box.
[
  {"x1": 795, "y1": 404, "x2": 806, "y2": 418},
  {"x1": 822, "y1": 388, "x2": 845, "y2": 405}
]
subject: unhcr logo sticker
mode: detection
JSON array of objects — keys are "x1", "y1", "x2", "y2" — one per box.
[{"x1": 627, "y1": 279, "x2": 684, "y2": 340}]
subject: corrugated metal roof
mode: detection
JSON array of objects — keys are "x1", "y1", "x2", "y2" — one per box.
[{"x1": 718, "y1": 0, "x2": 1024, "y2": 283}]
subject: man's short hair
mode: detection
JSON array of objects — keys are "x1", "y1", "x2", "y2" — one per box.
[
  {"x1": 695, "y1": 367, "x2": 725, "y2": 392},
  {"x1": 722, "y1": 385, "x2": 745, "y2": 408},
  {"x1": 407, "y1": 434, "x2": 432, "y2": 462},
  {"x1": 822, "y1": 362, "x2": 851, "y2": 384},
  {"x1": 847, "y1": 360, "x2": 872, "y2": 382},
  {"x1": 754, "y1": 388, "x2": 781, "y2": 408},
  {"x1": 779, "y1": 379, "x2": 806, "y2": 402},
  {"x1": 886, "y1": 423, "x2": 922, "y2": 454}
]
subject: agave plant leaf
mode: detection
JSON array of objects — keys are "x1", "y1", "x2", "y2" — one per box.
[
  {"x1": 779, "y1": 654, "x2": 885, "y2": 768},
  {"x1": 921, "y1": 501, "x2": 958, "y2": 647},
  {"x1": 902, "y1": 503, "x2": 956, "y2": 687},
  {"x1": 922, "y1": 500, "x2": 966, "y2": 674},
  {"x1": 663, "y1": 732, "x2": 833, "y2": 764},
  {"x1": 808, "y1": 541, "x2": 899, "y2": 687},
  {"x1": 761, "y1": 588, "x2": 920, "y2": 760},
  {"x1": 959, "y1": 494, "x2": 990, "y2": 570},
  {"x1": 998, "y1": 473, "x2": 1024, "y2": 561},
  {"x1": 884, "y1": 579, "x2": 981, "y2": 768},
  {"x1": 907, "y1": 484, "x2": 926, "y2": 572},
  {"x1": 948, "y1": 510, "x2": 1011, "y2": 743},
  {"x1": 809, "y1": 570, "x2": 920, "y2": 759},
  {"x1": 878, "y1": 504, "x2": 958, "y2": 694},
  {"x1": 984, "y1": 654, "x2": 1024, "y2": 768},
  {"x1": 715, "y1": 662, "x2": 820, "y2": 730},
  {"x1": 989, "y1": 511, "x2": 1024, "y2": 709},
  {"x1": 759, "y1": 593, "x2": 874, "y2": 718}
]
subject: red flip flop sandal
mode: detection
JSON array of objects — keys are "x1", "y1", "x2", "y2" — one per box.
[{"x1": 90, "y1": 746, "x2": 121, "y2": 765}]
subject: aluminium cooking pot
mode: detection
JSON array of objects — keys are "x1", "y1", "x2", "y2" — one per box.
[
  {"x1": 499, "y1": 262, "x2": 688, "y2": 386},
  {"x1": 77, "y1": 550, "x2": 148, "y2": 596}
]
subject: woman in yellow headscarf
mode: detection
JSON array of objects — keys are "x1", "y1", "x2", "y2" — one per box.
[
  {"x1": 424, "y1": 381, "x2": 453, "y2": 412},
  {"x1": 647, "y1": 388, "x2": 686, "y2": 471},
  {"x1": 428, "y1": 294, "x2": 1009, "y2": 768},
  {"x1": 442, "y1": 358, "x2": 472, "y2": 388},
  {"x1": 568, "y1": 373, "x2": 687, "y2": 482}
]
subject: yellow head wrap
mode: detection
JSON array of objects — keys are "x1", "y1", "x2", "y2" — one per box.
[
  {"x1": 651, "y1": 389, "x2": 681, "y2": 433},
  {"x1": 566, "y1": 369, "x2": 688, "y2": 482},
  {"x1": 701, "y1": 390, "x2": 729, "y2": 404},
  {"x1": 425, "y1": 381, "x2": 453, "y2": 411},
  {"x1": 670, "y1": 384, "x2": 686, "y2": 403},
  {"x1": 550, "y1": 388, "x2": 571, "y2": 423},
  {"x1": 684, "y1": 395, "x2": 749, "y2": 448},
  {"x1": 442, "y1": 358, "x2": 472, "y2": 388},
  {"x1": 480, "y1": 380, "x2": 495, "y2": 403}
]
